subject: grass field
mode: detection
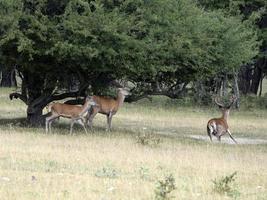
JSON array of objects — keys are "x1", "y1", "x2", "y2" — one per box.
[{"x1": 0, "y1": 87, "x2": 267, "y2": 200}]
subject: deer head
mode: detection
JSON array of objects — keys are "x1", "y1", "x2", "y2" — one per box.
[
  {"x1": 214, "y1": 95, "x2": 236, "y2": 109},
  {"x1": 214, "y1": 96, "x2": 237, "y2": 120},
  {"x1": 118, "y1": 88, "x2": 130, "y2": 96}
]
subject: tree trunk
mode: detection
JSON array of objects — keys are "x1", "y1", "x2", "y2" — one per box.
[
  {"x1": 194, "y1": 80, "x2": 206, "y2": 104},
  {"x1": 238, "y1": 64, "x2": 253, "y2": 95},
  {"x1": 222, "y1": 74, "x2": 228, "y2": 96},
  {"x1": 233, "y1": 73, "x2": 240, "y2": 109},
  {"x1": 27, "y1": 108, "x2": 45, "y2": 127},
  {"x1": 250, "y1": 66, "x2": 262, "y2": 95},
  {"x1": 258, "y1": 74, "x2": 264, "y2": 97},
  {"x1": 1, "y1": 68, "x2": 12, "y2": 87},
  {"x1": 23, "y1": 72, "x2": 47, "y2": 126}
]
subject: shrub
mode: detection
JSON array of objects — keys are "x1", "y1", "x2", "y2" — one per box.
[
  {"x1": 137, "y1": 133, "x2": 161, "y2": 147},
  {"x1": 212, "y1": 172, "x2": 240, "y2": 198},
  {"x1": 154, "y1": 174, "x2": 176, "y2": 200}
]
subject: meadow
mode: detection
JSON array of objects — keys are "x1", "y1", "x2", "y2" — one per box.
[{"x1": 0, "y1": 87, "x2": 267, "y2": 200}]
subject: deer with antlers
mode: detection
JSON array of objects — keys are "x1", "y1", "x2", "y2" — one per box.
[
  {"x1": 207, "y1": 96, "x2": 238, "y2": 144},
  {"x1": 86, "y1": 88, "x2": 130, "y2": 131},
  {"x1": 45, "y1": 96, "x2": 96, "y2": 134}
]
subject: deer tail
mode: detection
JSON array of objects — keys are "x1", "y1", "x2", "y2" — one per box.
[
  {"x1": 46, "y1": 102, "x2": 54, "y2": 113},
  {"x1": 207, "y1": 122, "x2": 214, "y2": 142}
]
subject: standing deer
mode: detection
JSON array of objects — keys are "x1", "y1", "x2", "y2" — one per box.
[
  {"x1": 86, "y1": 88, "x2": 130, "y2": 131},
  {"x1": 207, "y1": 96, "x2": 238, "y2": 144},
  {"x1": 45, "y1": 96, "x2": 96, "y2": 134}
]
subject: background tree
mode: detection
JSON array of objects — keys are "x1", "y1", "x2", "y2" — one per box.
[{"x1": 198, "y1": 0, "x2": 267, "y2": 97}]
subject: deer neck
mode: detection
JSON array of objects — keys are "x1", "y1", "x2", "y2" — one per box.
[
  {"x1": 80, "y1": 100, "x2": 90, "y2": 116},
  {"x1": 222, "y1": 109, "x2": 230, "y2": 122},
  {"x1": 116, "y1": 92, "x2": 126, "y2": 108}
]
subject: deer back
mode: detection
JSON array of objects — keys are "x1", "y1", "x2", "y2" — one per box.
[
  {"x1": 51, "y1": 103, "x2": 83, "y2": 118},
  {"x1": 208, "y1": 117, "x2": 229, "y2": 130}
]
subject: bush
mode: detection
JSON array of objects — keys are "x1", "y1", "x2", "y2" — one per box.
[
  {"x1": 212, "y1": 172, "x2": 240, "y2": 198},
  {"x1": 240, "y1": 94, "x2": 267, "y2": 110},
  {"x1": 137, "y1": 133, "x2": 162, "y2": 147},
  {"x1": 154, "y1": 174, "x2": 176, "y2": 200}
]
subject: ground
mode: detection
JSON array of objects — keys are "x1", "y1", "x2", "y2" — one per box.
[{"x1": 0, "y1": 87, "x2": 267, "y2": 200}]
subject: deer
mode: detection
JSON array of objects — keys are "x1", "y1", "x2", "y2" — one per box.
[
  {"x1": 86, "y1": 88, "x2": 130, "y2": 131},
  {"x1": 207, "y1": 96, "x2": 238, "y2": 144},
  {"x1": 45, "y1": 96, "x2": 96, "y2": 134}
]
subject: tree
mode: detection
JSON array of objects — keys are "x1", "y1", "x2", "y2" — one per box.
[
  {"x1": 198, "y1": 0, "x2": 267, "y2": 96},
  {"x1": 0, "y1": 0, "x2": 259, "y2": 125}
]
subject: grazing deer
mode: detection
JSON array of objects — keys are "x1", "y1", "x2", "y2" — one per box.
[
  {"x1": 45, "y1": 96, "x2": 96, "y2": 134},
  {"x1": 207, "y1": 96, "x2": 237, "y2": 144},
  {"x1": 86, "y1": 88, "x2": 130, "y2": 131}
]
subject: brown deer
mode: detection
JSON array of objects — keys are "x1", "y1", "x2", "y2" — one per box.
[
  {"x1": 45, "y1": 96, "x2": 96, "y2": 134},
  {"x1": 207, "y1": 96, "x2": 237, "y2": 144},
  {"x1": 86, "y1": 88, "x2": 130, "y2": 131}
]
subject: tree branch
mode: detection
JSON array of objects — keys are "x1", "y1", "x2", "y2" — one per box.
[
  {"x1": 125, "y1": 94, "x2": 152, "y2": 103},
  {"x1": 9, "y1": 93, "x2": 28, "y2": 105},
  {"x1": 126, "y1": 82, "x2": 188, "y2": 103}
]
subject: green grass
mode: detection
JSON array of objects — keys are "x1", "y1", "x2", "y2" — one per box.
[{"x1": 0, "y1": 88, "x2": 267, "y2": 200}]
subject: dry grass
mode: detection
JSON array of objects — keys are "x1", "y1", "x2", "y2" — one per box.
[{"x1": 0, "y1": 88, "x2": 267, "y2": 200}]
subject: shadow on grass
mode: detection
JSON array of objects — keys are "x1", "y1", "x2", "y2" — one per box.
[
  {"x1": 0, "y1": 117, "x2": 28, "y2": 127},
  {"x1": 0, "y1": 117, "x2": 111, "y2": 135},
  {"x1": 0, "y1": 117, "x2": 206, "y2": 145}
]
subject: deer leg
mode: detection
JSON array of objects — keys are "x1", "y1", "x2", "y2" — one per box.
[
  {"x1": 45, "y1": 118, "x2": 49, "y2": 134},
  {"x1": 216, "y1": 130, "x2": 223, "y2": 142},
  {"x1": 87, "y1": 106, "x2": 99, "y2": 130},
  {"x1": 45, "y1": 115, "x2": 58, "y2": 134},
  {"x1": 77, "y1": 118, "x2": 88, "y2": 134},
  {"x1": 106, "y1": 115, "x2": 109, "y2": 131},
  {"x1": 70, "y1": 118, "x2": 75, "y2": 135},
  {"x1": 207, "y1": 125, "x2": 213, "y2": 142},
  {"x1": 227, "y1": 129, "x2": 238, "y2": 144},
  {"x1": 49, "y1": 116, "x2": 60, "y2": 133},
  {"x1": 85, "y1": 107, "x2": 92, "y2": 128},
  {"x1": 48, "y1": 120, "x2": 52, "y2": 133},
  {"x1": 106, "y1": 112, "x2": 113, "y2": 132},
  {"x1": 46, "y1": 116, "x2": 53, "y2": 134}
]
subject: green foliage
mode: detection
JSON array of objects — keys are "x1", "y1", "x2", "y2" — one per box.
[
  {"x1": 154, "y1": 174, "x2": 176, "y2": 200},
  {"x1": 240, "y1": 93, "x2": 267, "y2": 110},
  {"x1": 198, "y1": 0, "x2": 267, "y2": 60},
  {"x1": 212, "y1": 172, "x2": 240, "y2": 198},
  {"x1": 0, "y1": 0, "x2": 259, "y2": 79},
  {"x1": 0, "y1": 0, "x2": 261, "y2": 119}
]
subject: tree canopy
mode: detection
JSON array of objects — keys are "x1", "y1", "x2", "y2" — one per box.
[
  {"x1": 198, "y1": 0, "x2": 267, "y2": 96},
  {"x1": 0, "y1": 0, "x2": 260, "y2": 125}
]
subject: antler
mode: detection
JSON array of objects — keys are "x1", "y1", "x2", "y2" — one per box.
[
  {"x1": 214, "y1": 96, "x2": 224, "y2": 107},
  {"x1": 228, "y1": 95, "x2": 237, "y2": 107}
]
